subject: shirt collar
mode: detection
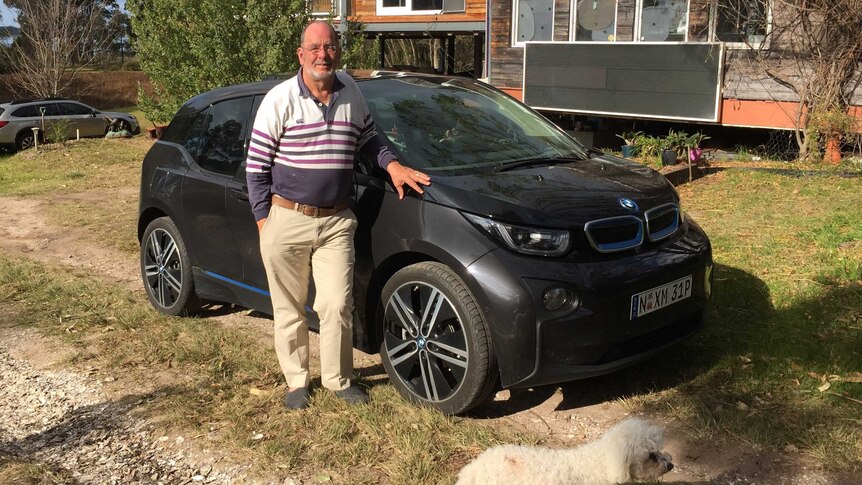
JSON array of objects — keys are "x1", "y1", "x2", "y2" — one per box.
[{"x1": 297, "y1": 68, "x2": 345, "y2": 99}]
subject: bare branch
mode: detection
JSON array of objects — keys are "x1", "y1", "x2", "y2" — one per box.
[{"x1": 4, "y1": 0, "x2": 120, "y2": 98}]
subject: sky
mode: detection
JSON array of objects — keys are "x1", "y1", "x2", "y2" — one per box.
[{"x1": 1, "y1": 1, "x2": 127, "y2": 27}]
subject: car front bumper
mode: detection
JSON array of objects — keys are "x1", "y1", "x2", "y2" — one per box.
[{"x1": 465, "y1": 219, "x2": 713, "y2": 389}]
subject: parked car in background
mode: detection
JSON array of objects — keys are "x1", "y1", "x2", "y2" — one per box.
[
  {"x1": 0, "y1": 98, "x2": 140, "y2": 151},
  {"x1": 138, "y1": 71, "x2": 713, "y2": 414}
]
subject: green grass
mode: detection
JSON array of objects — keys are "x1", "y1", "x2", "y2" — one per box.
[
  {"x1": 0, "y1": 256, "x2": 522, "y2": 483},
  {"x1": 1, "y1": 135, "x2": 860, "y2": 475},
  {"x1": 625, "y1": 169, "x2": 862, "y2": 471},
  {"x1": 0, "y1": 135, "x2": 151, "y2": 254}
]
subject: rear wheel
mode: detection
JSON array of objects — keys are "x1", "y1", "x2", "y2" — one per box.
[
  {"x1": 140, "y1": 217, "x2": 201, "y2": 316},
  {"x1": 16, "y1": 132, "x2": 35, "y2": 151},
  {"x1": 380, "y1": 262, "x2": 496, "y2": 415}
]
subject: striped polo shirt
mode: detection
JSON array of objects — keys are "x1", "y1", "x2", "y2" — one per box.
[{"x1": 245, "y1": 70, "x2": 396, "y2": 221}]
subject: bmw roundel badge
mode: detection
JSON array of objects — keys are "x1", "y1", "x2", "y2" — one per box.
[{"x1": 618, "y1": 198, "x2": 639, "y2": 211}]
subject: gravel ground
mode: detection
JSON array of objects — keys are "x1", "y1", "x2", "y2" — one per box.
[{"x1": 0, "y1": 333, "x2": 257, "y2": 485}]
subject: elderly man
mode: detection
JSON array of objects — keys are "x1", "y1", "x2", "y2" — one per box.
[{"x1": 246, "y1": 21, "x2": 430, "y2": 409}]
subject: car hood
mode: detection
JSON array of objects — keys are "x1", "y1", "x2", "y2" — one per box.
[{"x1": 421, "y1": 155, "x2": 677, "y2": 228}]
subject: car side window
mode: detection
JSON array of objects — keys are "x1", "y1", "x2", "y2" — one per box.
[
  {"x1": 11, "y1": 105, "x2": 39, "y2": 117},
  {"x1": 59, "y1": 103, "x2": 92, "y2": 115},
  {"x1": 38, "y1": 103, "x2": 61, "y2": 116},
  {"x1": 196, "y1": 97, "x2": 254, "y2": 176},
  {"x1": 181, "y1": 109, "x2": 211, "y2": 161}
]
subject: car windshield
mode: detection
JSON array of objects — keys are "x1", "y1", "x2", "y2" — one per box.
[{"x1": 360, "y1": 76, "x2": 589, "y2": 173}]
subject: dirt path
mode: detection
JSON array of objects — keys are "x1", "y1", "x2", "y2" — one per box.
[{"x1": 0, "y1": 194, "x2": 853, "y2": 484}]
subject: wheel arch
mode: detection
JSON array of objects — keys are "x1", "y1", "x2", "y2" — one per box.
[{"x1": 360, "y1": 239, "x2": 492, "y2": 353}]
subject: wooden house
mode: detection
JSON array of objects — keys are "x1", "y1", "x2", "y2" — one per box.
[
  {"x1": 487, "y1": 0, "x2": 862, "y2": 131},
  {"x1": 326, "y1": 0, "x2": 861, "y2": 133}
]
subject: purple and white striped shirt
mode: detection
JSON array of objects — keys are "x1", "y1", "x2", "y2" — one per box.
[{"x1": 245, "y1": 70, "x2": 395, "y2": 221}]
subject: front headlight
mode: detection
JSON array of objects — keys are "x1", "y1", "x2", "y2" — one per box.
[{"x1": 463, "y1": 213, "x2": 570, "y2": 257}]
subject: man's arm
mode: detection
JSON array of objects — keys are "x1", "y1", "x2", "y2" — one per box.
[{"x1": 246, "y1": 94, "x2": 282, "y2": 231}]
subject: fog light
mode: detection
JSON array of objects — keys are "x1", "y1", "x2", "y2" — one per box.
[{"x1": 543, "y1": 287, "x2": 575, "y2": 311}]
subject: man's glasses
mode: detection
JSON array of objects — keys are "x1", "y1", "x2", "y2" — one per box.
[{"x1": 304, "y1": 44, "x2": 338, "y2": 55}]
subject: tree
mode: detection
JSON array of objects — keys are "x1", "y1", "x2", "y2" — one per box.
[
  {"x1": 3, "y1": 0, "x2": 124, "y2": 97},
  {"x1": 726, "y1": 0, "x2": 862, "y2": 161},
  {"x1": 128, "y1": 0, "x2": 309, "y2": 123}
]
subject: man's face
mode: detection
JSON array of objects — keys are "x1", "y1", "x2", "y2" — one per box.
[{"x1": 298, "y1": 24, "x2": 340, "y2": 82}]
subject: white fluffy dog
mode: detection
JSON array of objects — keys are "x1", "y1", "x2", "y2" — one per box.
[{"x1": 456, "y1": 417, "x2": 673, "y2": 485}]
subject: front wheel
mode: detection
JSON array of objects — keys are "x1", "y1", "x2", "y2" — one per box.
[
  {"x1": 140, "y1": 217, "x2": 201, "y2": 316},
  {"x1": 380, "y1": 262, "x2": 497, "y2": 415}
]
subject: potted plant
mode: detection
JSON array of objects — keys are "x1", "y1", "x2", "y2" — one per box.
[
  {"x1": 659, "y1": 129, "x2": 684, "y2": 166},
  {"x1": 808, "y1": 109, "x2": 855, "y2": 164},
  {"x1": 686, "y1": 131, "x2": 711, "y2": 163},
  {"x1": 616, "y1": 130, "x2": 643, "y2": 158}
]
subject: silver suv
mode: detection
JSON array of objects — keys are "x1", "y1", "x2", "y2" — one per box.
[{"x1": 0, "y1": 98, "x2": 140, "y2": 151}]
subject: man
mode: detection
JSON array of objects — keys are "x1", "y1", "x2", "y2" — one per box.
[{"x1": 246, "y1": 21, "x2": 431, "y2": 409}]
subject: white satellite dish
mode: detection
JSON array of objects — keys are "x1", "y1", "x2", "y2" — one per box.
[{"x1": 518, "y1": 0, "x2": 536, "y2": 41}]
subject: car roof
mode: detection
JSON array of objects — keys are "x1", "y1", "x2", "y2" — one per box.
[
  {"x1": 8, "y1": 98, "x2": 72, "y2": 105},
  {"x1": 174, "y1": 70, "x2": 464, "y2": 116}
]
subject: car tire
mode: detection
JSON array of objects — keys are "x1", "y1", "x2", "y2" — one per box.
[
  {"x1": 15, "y1": 131, "x2": 35, "y2": 151},
  {"x1": 380, "y1": 262, "x2": 497, "y2": 414},
  {"x1": 140, "y1": 217, "x2": 201, "y2": 316}
]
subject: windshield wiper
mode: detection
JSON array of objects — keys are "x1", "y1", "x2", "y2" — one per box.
[{"x1": 495, "y1": 157, "x2": 583, "y2": 173}]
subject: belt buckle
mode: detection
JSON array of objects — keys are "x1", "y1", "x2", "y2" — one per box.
[{"x1": 299, "y1": 203, "x2": 319, "y2": 217}]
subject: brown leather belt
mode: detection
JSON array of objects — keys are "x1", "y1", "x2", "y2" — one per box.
[{"x1": 271, "y1": 196, "x2": 349, "y2": 217}]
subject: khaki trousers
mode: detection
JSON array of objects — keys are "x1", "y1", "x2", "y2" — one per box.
[{"x1": 259, "y1": 204, "x2": 357, "y2": 391}]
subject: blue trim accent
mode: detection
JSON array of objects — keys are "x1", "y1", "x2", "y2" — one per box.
[{"x1": 204, "y1": 271, "x2": 271, "y2": 297}]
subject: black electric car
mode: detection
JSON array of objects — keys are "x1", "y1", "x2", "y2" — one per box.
[{"x1": 138, "y1": 71, "x2": 713, "y2": 414}]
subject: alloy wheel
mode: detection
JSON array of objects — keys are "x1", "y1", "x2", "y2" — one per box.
[
  {"x1": 18, "y1": 134, "x2": 35, "y2": 151},
  {"x1": 143, "y1": 228, "x2": 184, "y2": 309},
  {"x1": 383, "y1": 281, "x2": 469, "y2": 402}
]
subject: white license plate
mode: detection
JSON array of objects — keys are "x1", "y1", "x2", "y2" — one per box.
[{"x1": 630, "y1": 275, "x2": 692, "y2": 320}]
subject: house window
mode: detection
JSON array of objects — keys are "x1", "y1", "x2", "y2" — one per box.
[
  {"x1": 310, "y1": 0, "x2": 335, "y2": 16},
  {"x1": 377, "y1": 0, "x2": 443, "y2": 15},
  {"x1": 639, "y1": 0, "x2": 689, "y2": 41},
  {"x1": 513, "y1": 0, "x2": 554, "y2": 45},
  {"x1": 714, "y1": 0, "x2": 770, "y2": 47},
  {"x1": 573, "y1": 0, "x2": 617, "y2": 41}
]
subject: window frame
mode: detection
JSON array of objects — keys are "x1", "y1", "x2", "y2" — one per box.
[
  {"x1": 310, "y1": 0, "x2": 337, "y2": 17},
  {"x1": 58, "y1": 102, "x2": 95, "y2": 116},
  {"x1": 511, "y1": 0, "x2": 557, "y2": 47},
  {"x1": 194, "y1": 97, "x2": 254, "y2": 177},
  {"x1": 711, "y1": 0, "x2": 772, "y2": 49},
  {"x1": 376, "y1": 0, "x2": 443, "y2": 16},
  {"x1": 635, "y1": 0, "x2": 691, "y2": 42},
  {"x1": 569, "y1": 0, "x2": 619, "y2": 42}
]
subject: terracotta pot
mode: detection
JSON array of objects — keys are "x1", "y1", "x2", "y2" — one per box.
[{"x1": 824, "y1": 135, "x2": 841, "y2": 164}]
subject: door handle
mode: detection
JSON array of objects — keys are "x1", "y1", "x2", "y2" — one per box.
[{"x1": 230, "y1": 188, "x2": 249, "y2": 201}]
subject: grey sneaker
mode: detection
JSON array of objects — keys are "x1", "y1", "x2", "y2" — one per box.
[
  {"x1": 283, "y1": 388, "x2": 310, "y2": 410},
  {"x1": 333, "y1": 385, "x2": 369, "y2": 405}
]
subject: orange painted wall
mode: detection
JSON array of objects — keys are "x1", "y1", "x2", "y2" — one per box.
[
  {"x1": 500, "y1": 87, "x2": 523, "y2": 101},
  {"x1": 719, "y1": 99, "x2": 802, "y2": 129}
]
